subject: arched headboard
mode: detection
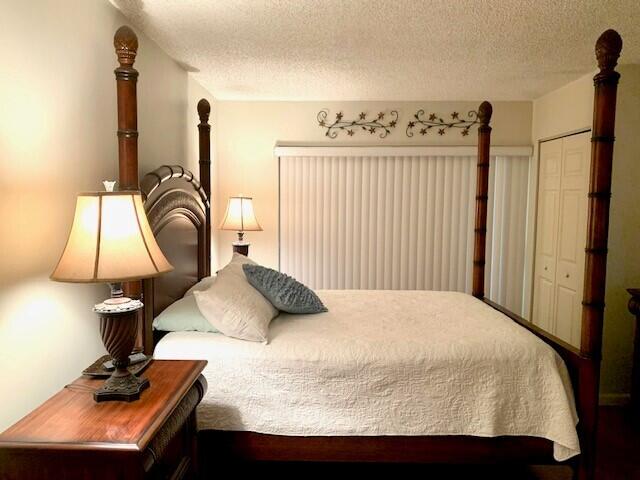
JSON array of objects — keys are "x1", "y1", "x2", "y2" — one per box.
[{"x1": 139, "y1": 101, "x2": 212, "y2": 353}]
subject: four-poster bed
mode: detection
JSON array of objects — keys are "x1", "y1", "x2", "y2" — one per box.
[{"x1": 111, "y1": 25, "x2": 623, "y2": 480}]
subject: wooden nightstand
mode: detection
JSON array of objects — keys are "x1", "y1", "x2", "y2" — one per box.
[{"x1": 0, "y1": 359, "x2": 207, "y2": 480}]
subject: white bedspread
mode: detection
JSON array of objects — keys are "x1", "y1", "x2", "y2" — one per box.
[{"x1": 154, "y1": 290, "x2": 579, "y2": 461}]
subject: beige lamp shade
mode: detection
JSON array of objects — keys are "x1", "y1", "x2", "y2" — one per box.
[
  {"x1": 220, "y1": 196, "x2": 262, "y2": 232},
  {"x1": 51, "y1": 191, "x2": 173, "y2": 283}
]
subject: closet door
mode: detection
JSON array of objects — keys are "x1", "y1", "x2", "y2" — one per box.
[
  {"x1": 532, "y1": 140, "x2": 562, "y2": 332},
  {"x1": 553, "y1": 133, "x2": 590, "y2": 346},
  {"x1": 531, "y1": 132, "x2": 590, "y2": 347}
]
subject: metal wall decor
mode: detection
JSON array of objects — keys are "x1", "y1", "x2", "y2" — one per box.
[
  {"x1": 317, "y1": 110, "x2": 399, "y2": 138},
  {"x1": 406, "y1": 110, "x2": 480, "y2": 137}
]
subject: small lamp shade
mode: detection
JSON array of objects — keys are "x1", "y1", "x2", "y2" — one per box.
[
  {"x1": 220, "y1": 196, "x2": 262, "y2": 232},
  {"x1": 51, "y1": 191, "x2": 173, "y2": 283}
]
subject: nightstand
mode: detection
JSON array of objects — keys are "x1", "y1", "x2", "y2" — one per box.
[{"x1": 0, "y1": 359, "x2": 207, "y2": 480}]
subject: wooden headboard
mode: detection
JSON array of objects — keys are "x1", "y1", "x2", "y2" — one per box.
[
  {"x1": 112, "y1": 24, "x2": 623, "y2": 479},
  {"x1": 141, "y1": 162, "x2": 211, "y2": 353}
]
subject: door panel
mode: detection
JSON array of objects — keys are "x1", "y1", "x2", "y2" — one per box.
[
  {"x1": 534, "y1": 276, "x2": 556, "y2": 332},
  {"x1": 555, "y1": 285, "x2": 580, "y2": 345},
  {"x1": 553, "y1": 133, "x2": 590, "y2": 346},
  {"x1": 558, "y1": 191, "x2": 581, "y2": 263},
  {"x1": 540, "y1": 191, "x2": 560, "y2": 259},
  {"x1": 532, "y1": 140, "x2": 561, "y2": 331}
]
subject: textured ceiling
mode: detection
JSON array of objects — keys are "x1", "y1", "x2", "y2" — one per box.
[{"x1": 112, "y1": 0, "x2": 640, "y2": 101}]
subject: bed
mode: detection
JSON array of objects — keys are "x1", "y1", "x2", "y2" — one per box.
[
  {"x1": 155, "y1": 290, "x2": 579, "y2": 462},
  {"x1": 110, "y1": 25, "x2": 623, "y2": 480}
]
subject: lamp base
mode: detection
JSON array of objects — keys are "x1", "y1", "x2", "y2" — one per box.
[
  {"x1": 232, "y1": 242, "x2": 250, "y2": 256},
  {"x1": 93, "y1": 297, "x2": 149, "y2": 403},
  {"x1": 93, "y1": 371, "x2": 149, "y2": 402}
]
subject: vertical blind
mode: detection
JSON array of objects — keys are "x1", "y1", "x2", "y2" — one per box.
[
  {"x1": 486, "y1": 155, "x2": 531, "y2": 315},
  {"x1": 278, "y1": 146, "x2": 532, "y2": 315}
]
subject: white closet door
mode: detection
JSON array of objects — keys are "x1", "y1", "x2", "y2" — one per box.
[
  {"x1": 553, "y1": 133, "x2": 590, "y2": 346},
  {"x1": 532, "y1": 140, "x2": 562, "y2": 333},
  {"x1": 532, "y1": 132, "x2": 590, "y2": 347}
]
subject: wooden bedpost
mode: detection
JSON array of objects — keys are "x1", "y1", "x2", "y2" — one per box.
[
  {"x1": 472, "y1": 101, "x2": 493, "y2": 298},
  {"x1": 581, "y1": 29, "x2": 622, "y2": 358},
  {"x1": 113, "y1": 26, "x2": 139, "y2": 189},
  {"x1": 114, "y1": 26, "x2": 144, "y2": 351},
  {"x1": 198, "y1": 99, "x2": 212, "y2": 277},
  {"x1": 575, "y1": 29, "x2": 622, "y2": 480}
]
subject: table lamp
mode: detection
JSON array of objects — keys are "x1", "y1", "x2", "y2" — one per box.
[
  {"x1": 51, "y1": 187, "x2": 173, "y2": 402},
  {"x1": 220, "y1": 196, "x2": 262, "y2": 256}
]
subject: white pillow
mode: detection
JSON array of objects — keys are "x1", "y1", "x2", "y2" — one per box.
[
  {"x1": 193, "y1": 254, "x2": 278, "y2": 342},
  {"x1": 184, "y1": 275, "x2": 217, "y2": 297}
]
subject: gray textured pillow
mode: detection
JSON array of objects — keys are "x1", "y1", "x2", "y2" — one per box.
[{"x1": 242, "y1": 264, "x2": 327, "y2": 314}]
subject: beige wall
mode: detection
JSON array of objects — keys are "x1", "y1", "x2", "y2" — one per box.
[
  {"x1": 603, "y1": 64, "x2": 640, "y2": 401},
  {"x1": 0, "y1": 0, "x2": 213, "y2": 430},
  {"x1": 531, "y1": 74, "x2": 595, "y2": 141},
  {"x1": 531, "y1": 66, "x2": 640, "y2": 402},
  {"x1": 215, "y1": 101, "x2": 532, "y2": 270}
]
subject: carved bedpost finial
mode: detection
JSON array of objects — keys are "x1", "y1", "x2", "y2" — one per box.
[
  {"x1": 197, "y1": 98, "x2": 211, "y2": 124},
  {"x1": 595, "y1": 29, "x2": 622, "y2": 72},
  {"x1": 114, "y1": 26, "x2": 138, "y2": 67},
  {"x1": 477, "y1": 101, "x2": 493, "y2": 126}
]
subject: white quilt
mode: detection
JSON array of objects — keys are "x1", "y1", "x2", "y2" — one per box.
[{"x1": 154, "y1": 290, "x2": 580, "y2": 461}]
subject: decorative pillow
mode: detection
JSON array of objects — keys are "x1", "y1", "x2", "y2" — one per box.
[
  {"x1": 242, "y1": 264, "x2": 328, "y2": 314},
  {"x1": 152, "y1": 294, "x2": 219, "y2": 333},
  {"x1": 186, "y1": 253, "x2": 250, "y2": 296},
  {"x1": 193, "y1": 253, "x2": 278, "y2": 342},
  {"x1": 220, "y1": 252, "x2": 258, "y2": 278},
  {"x1": 184, "y1": 275, "x2": 217, "y2": 297}
]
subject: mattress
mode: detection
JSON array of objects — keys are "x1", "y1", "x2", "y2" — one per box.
[{"x1": 154, "y1": 290, "x2": 579, "y2": 461}]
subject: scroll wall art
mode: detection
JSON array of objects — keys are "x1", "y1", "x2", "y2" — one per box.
[
  {"x1": 406, "y1": 110, "x2": 481, "y2": 137},
  {"x1": 317, "y1": 110, "x2": 399, "y2": 138},
  {"x1": 316, "y1": 108, "x2": 482, "y2": 139}
]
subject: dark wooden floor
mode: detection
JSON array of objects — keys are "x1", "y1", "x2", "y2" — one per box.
[
  {"x1": 217, "y1": 407, "x2": 639, "y2": 479},
  {"x1": 591, "y1": 406, "x2": 640, "y2": 480}
]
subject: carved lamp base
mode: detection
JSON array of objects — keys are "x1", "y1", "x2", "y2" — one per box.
[
  {"x1": 93, "y1": 297, "x2": 149, "y2": 403},
  {"x1": 94, "y1": 371, "x2": 149, "y2": 402}
]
